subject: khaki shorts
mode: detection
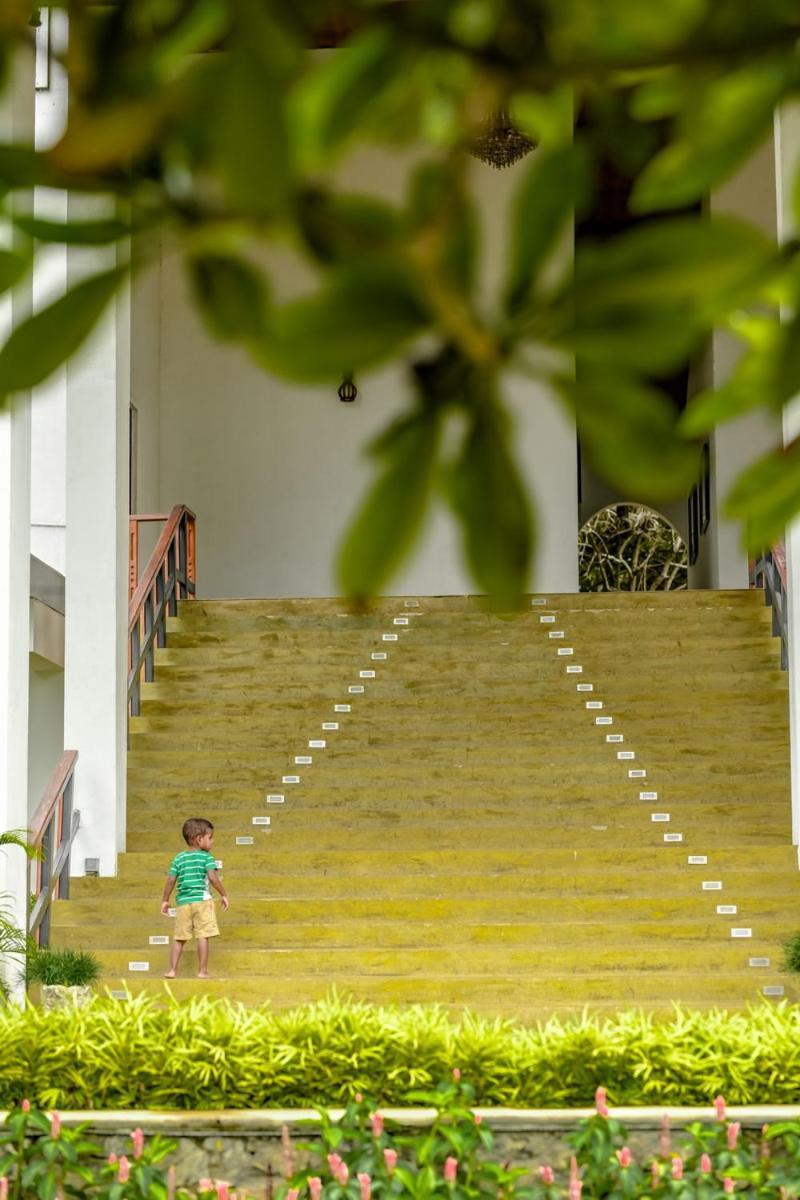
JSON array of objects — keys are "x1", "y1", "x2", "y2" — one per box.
[{"x1": 174, "y1": 899, "x2": 219, "y2": 942}]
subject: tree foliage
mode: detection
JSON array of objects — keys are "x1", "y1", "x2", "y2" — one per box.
[{"x1": 1, "y1": 1, "x2": 800, "y2": 602}]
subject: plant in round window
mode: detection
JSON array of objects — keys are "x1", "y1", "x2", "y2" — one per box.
[{"x1": 579, "y1": 504, "x2": 688, "y2": 592}]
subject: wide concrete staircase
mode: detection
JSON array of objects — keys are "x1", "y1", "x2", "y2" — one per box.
[{"x1": 52, "y1": 591, "x2": 800, "y2": 1018}]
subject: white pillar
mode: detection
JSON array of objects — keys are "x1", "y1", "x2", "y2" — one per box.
[
  {"x1": 64, "y1": 229, "x2": 130, "y2": 874},
  {"x1": 0, "y1": 55, "x2": 34, "y2": 990},
  {"x1": 775, "y1": 104, "x2": 800, "y2": 844}
]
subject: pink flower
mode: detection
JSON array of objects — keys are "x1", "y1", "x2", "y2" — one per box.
[
  {"x1": 355, "y1": 1093, "x2": 363, "y2": 1104},
  {"x1": 327, "y1": 1154, "x2": 343, "y2": 1177},
  {"x1": 617, "y1": 1147, "x2": 632, "y2": 1168},
  {"x1": 358, "y1": 1172, "x2": 371, "y2": 1200},
  {"x1": 327, "y1": 1155, "x2": 349, "y2": 1185},
  {"x1": 539, "y1": 1166, "x2": 555, "y2": 1184},
  {"x1": 650, "y1": 1162, "x2": 660, "y2": 1188},
  {"x1": 671, "y1": 1157, "x2": 683, "y2": 1181},
  {"x1": 383, "y1": 1149, "x2": 397, "y2": 1173},
  {"x1": 715, "y1": 1095, "x2": 727, "y2": 1120},
  {"x1": 21, "y1": 1100, "x2": 30, "y2": 1113},
  {"x1": 108, "y1": 1153, "x2": 118, "y2": 1165},
  {"x1": 308, "y1": 1178, "x2": 322, "y2": 1200},
  {"x1": 659, "y1": 1113, "x2": 670, "y2": 1158},
  {"x1": 0, "y1": 1178, "x2": 7, "y2": 1200},
  {"x1": 50, "y1": 1112, "x2": 61, "y2": 1139},
  {"x1": 198, "y1": 1180, "x2": 214, "y2": 1193},
  {"x1": 216, "y1": 1184, "x2": 231, "y2": 1200},
  {"x1": 474, "y1": 1113, "x2": 483, "y2": 1125},
  {"x1": 444, "y1": 1157, "x2": 458, "y2": 1183},
  {"x1": 727, "y1": 1122, "x2": 741, "y2": 1151},
  {"x1": 287, "y1": 1190, "x2": 299, "y2": 1200},
  {"x1": 131, "y1": 1128, "x2": 145, "y2": 1159},
  {"x1": 724, "y1": 1179, "x2": 735, "y2": 1194},
  {"x1": 700, "y1": 1154, "x2": 712, "y2": 1173},
  {"x1": 452, "y1": 1068, "x2": 461, "y2": 1082},
  {"x1": 594, "y1": 1086, "x2": 609, "y2": 1118},
  {"x1": 118, "y1": 1156, "x2": 130, "y2": 1184},
  {"x1": 569, "y1": 1155, "x2": 582, "y2": 1197},
  {"x1": 371, "y1": 1112, "x2": 384, "y2": 1138}
]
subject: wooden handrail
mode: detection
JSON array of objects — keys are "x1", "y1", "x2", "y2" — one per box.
[
  {"x1": 128, "y1": 504, "x2": 196, "y2": 717},
  {"x1": 28, "y1": 749, "x2": 80, "y2": 947},
  {"x1": 29, "y1": 750, "x2": 78, "y2": 847}
]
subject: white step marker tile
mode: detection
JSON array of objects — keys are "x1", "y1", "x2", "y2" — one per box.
[
  {"x1": 531, "y1": 598, "x2": 547, "y2": 606},
  {"x1": 688, "y1": 855, "x2": 708, "y2": 865},
  {"x1": 393, "y1": 617, "x2": 409, "y2": 625},
  {"x1": 282, "y1": 775, "x2": 300, "y2": 784},
  {"x1": 617, "y1": 751, "x2": 635, "y2": 760},
  {"x1": 548, "y1": 631, "x2": 565, "y2": 639},
  {"x1": 382, "y1": 634, "x2": 398, "y2": 642},
  {"x1": 586, "y1": 701, "x2": 603, "y2": 710},
  {"x1": 639, "y1": 791, "x2": 658, "y2": 800},
  {"x1": 764, "y1": 985, "x2": 785, "y2": 996},
  {"x1": 404, "y1": 599, "x2": 420, "y2": 608},
  {"x1": 110, "y1": 991, "x2": 129, "y2": 1000},
  {"x1": 577, "y1": 683, "x2": 594, "y2": 692},
  {"x1": 167, "y1": 908, "x2": 176, "y2": 918},
  {"x1": 606, "y1": 734, "x2": 624, "y2": 743},
  {"x1": 595, "y1": 716, "x2": 613, "y2": 725},
  {"x1": 129, "y1": 962, "x2": 150, "y2": 972},
  {"x1": 322, "y1": 722, "x2": 339, "y2": 730},
  {"x1": 371, "y1": 652, "x2": 387, "y2": 660},
  {"x1": 651, "y1": 813, "x2": 670, "y2": 822},
  {"x1": 628, "y1": 769, "x2": 647, "y2": 779},
  {"x1": 557, "y1": 647, "x2": 574, "y2": 656},
  {"x1": 295, "y1": 755, "x2": 312, "y2": 765},
  {"x1": 266, "y1": 794, "x2": 285, "y2": 803},
  {"x1": 334, "y1": 704, "x2": 351, "y2": 712},
  {"x1": 360, "y1": 670, "x2": 376, "y2": 678},
  {"x1": 702, "y1": 881, "x2": 722, "y2": 891},
  {"x1": 663, "y1": 833, "x2": 683, "y2": 843},
  {"x1": 348, "y1": 685, "x2": 365, "y2": 694},
  {"x1": 731, "y1": 928, "x2": 752, "y2": 938},
  {"x1": 236, "y1": 836, "x2": 255, "y2": 845},
  {"x1": 149, "y1": 935, "x2": 169, "y2": 946},
  {"x1": 749, "y1": 957, "x2": 770, "y2": 967},
  {"x1": 309, "y1": 740, "x2": 326, "y2": 749},
  {"x1": 566, "y1": 664, "x2": 583, "y2": 674},
  {"x1": 214, "y1": 859, "x2": 223, "y2": 870},
  {"x1": 252, "y1": 816, "x2": 271, "y2": 826},
  {"x1": 540, "y1": 615, "x2": 556, "y2": 624},
  {"x1": 717, "y1": 904, "x2": 738, "y2": 915}
]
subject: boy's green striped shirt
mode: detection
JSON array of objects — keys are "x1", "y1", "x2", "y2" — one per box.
[{"x1": 169, "y1": 849, "x2": 216, "y2": 905}]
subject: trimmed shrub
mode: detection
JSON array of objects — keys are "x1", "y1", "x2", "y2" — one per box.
[
  {"x1": 2, "y1": 993, "x2": 800, "y2": 1111},
  {"x1": 27, "y1": 948, "x2": 102, "y2": 988}
]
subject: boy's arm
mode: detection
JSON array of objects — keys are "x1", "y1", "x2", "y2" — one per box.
[
  {"x1": 160, "y1": 874, "x2": 176, "y2": 916},
  {"x1": 207, "y1": 869, "x2": 229, "y2": 910}
]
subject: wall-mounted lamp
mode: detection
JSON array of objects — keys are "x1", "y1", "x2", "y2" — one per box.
[{"x1": 338, "y1": 372, "x2": 358, "y2": 402}]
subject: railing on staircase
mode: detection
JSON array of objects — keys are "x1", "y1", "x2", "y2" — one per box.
[
  {"x1": 28, "y1": 750, "x2": 80, "y2": 948},
  {"x1": 128, "y1": 505, "x2": 196, "y2": 718},
  {"x1": 753, "y1": 543, "x2": 788, "y2": 670}
]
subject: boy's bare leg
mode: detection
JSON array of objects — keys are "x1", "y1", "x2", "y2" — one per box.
[
  {"x1": 165, "y1": 940, "x2": 185, "y2": 978},
  {"x1": 197, "y1": 937, "x2": 210, "y2": 978}
]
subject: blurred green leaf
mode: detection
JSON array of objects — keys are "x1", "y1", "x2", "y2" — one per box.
[
  {"x1": 632, "y1": 56, "x2": 797, "y2": 212},
  {"x1": 48, "y1": 98, "x2": 171, "y2": 173},
  {"x1": 297, "y1": 189, "x2": 400, "y2": 265},
  {"x1": 445, "y1": 396, "x2": 533, "y2": 609},
  {"x1": 726, "y1": 438, "x2": 800, "y2": 551},
  {"x1": 0, "y1": 266, "x2": 125, "y2": 398},
  {"x1": 290, "y1": 26, "x2": 408, "y2": 168},
  {"x1": 337, "y1": 407, "x2": 441, "y2": 601},
  {"x1": 12, "y1": 215, "x2": 130, "y2": 246},
  {"x1": 563, "y1": 370, "x2": 703, "y2": 500},
  {"x1": 0, "y1": 145, "x2": 45, "y2": 190},
  {"x1": 189, "y1": 254, "x2": 269, "y2": 341},
  {"x1": 545, "y1": 0, "x2": 705, "y2": 62},
  {"x1": 0, "y1": 247, "x2": 30, "y2": 295},
  {"x1": 504, "y1": 141, "x2": 590, "y2": 316},
  {"x1": 213, "y1": 35, "x2": 291, "y2": 217},
  {"x1": 775, "y1": 306, "x2": 800, "y2": 407},
  {"x1": 509, "y1": 85, "x2": 574, "y2": 147},
  {"x1": 253, "y1": 262, "x2": 426, "y2": 382},
  {"x1": 408, "y1": 162, "x2": 478, "y2": 295}
]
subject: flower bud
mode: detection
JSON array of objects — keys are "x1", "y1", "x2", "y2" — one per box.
[{"x1": 539, "y1": 1166, "x2": 554, "y2": 1185}]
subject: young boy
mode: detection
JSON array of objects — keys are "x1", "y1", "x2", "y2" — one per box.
[{"x1": 161, "y1": 817, "x2": 229, "y2": 979}]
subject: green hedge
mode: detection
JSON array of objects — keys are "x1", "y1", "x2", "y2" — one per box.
[{"x1": 3, "y1": 993, "x2": 800, "y2": 1110}]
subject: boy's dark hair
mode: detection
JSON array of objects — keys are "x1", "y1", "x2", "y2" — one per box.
[{"x1": 182, "y1": 817, "x2": 214, "y2": 845}]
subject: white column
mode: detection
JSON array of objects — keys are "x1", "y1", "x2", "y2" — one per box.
[
  {"x1": 0, "y1": 54, "x2": 34, "y2": 990},
  {"x1": 775, "y1": 104, "x2": 800, "y2": 844},
  {"x1": 64, "y1": 228, "x2": 130, "y2": 874}
]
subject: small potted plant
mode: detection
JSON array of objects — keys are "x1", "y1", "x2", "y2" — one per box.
[{"x1": 27, "y1": 947, "x2": 101, "y2": 1009}]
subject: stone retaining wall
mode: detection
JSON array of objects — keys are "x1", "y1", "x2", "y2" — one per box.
[{"x1": 29, "y1": 1107, "x2": 800, "y2": 1194}]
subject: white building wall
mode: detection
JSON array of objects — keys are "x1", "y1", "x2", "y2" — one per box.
[
  {"x1": 153, "y1": 147, "x2": 578, "y2": 599},
  {"x1": 27, "y1": 657, "x2": 65, "y2": 820}
]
